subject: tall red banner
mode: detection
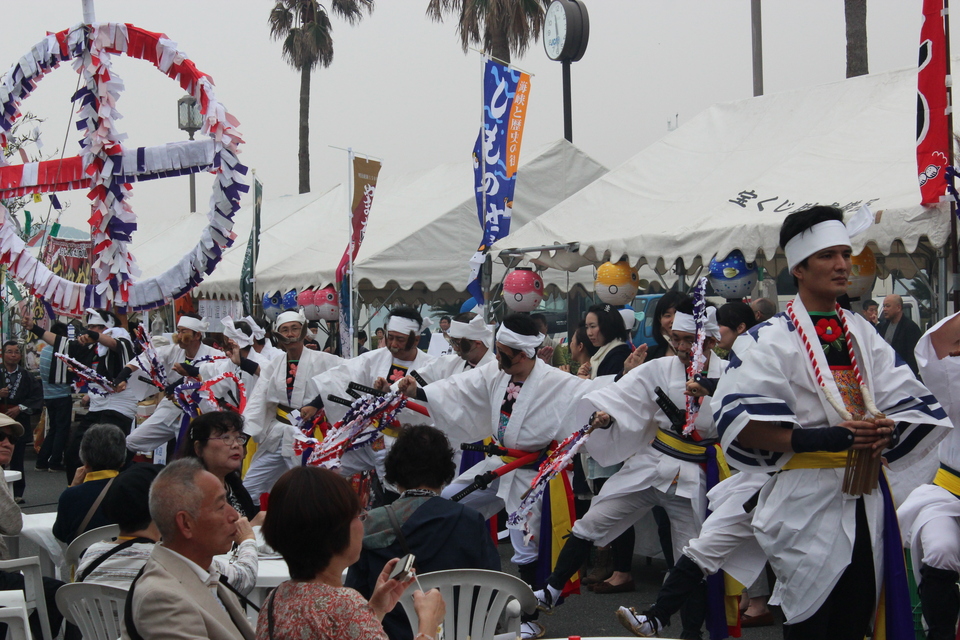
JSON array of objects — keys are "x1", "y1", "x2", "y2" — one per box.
[{"x1": 918, "y1": 0, "x2": 950, "y2": 205}]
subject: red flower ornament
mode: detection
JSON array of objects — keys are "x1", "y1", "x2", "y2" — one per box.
[{"x1": 815, "y1": 318, "x2": 843, "y2": 343}]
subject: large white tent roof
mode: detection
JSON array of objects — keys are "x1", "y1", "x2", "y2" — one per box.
[{"x1": 492, "y1": 64, "x2": 951, "y2": 278}]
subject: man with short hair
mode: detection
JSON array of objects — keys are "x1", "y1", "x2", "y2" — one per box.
[
  {"x1": 877, "y1": 293, "x2": 922, "y2": 375},
  {"x1": 714, "y1": 206, "x2": 950, "y2": 639},
  {"x1": 242, "y1": 310, "x2": 341, "y2": 502},
  {"x1": 117, "y1": 314, "x2": 222, "y2": 454},
  {"x1": 122, "y1": 458, "x2": 255, "y2": 640},
  {"x1": 861, "y1": 298, "x2": 879, "y2": 326},
  {"x1": 24, "y1": 308, "x2": 134, "y2": 482},
  {"x1": 749, "y1": 298, "x2": 776, "y2": 322},
  {"x1": 312, "y1": 306, "x2": 435, "y2": 499},
  {"x1": 0, "y1": 341, "x2": 42, "y2": 501}
]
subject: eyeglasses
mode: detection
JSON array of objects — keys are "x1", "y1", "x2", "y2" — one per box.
[
  {"x1": 357, "y1": 512, "x2": 368, "y2": 522},
  {"x1": 0, "y1": 432, "x2": 17, "y2": 444},
  {"x1": 205, "y1": 433, "x2": 249, "y2": 446}
]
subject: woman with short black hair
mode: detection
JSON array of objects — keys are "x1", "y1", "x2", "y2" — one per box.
[
  {"x1": 716, "y1": 301, "x2": 759, "y2": 351},
  {"x1": 261, "y1": 467, "x2": 446, "y2": 640}
]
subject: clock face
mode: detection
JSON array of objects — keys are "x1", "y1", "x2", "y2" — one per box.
[{"x1": 544, "y1": 1, "x2": 568, "y2": 60}]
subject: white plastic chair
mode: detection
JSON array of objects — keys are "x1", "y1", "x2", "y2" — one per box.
[
  {"x1": 0, "y1": 589, "x2": 33, "y2": 639},
  {"x1": 0, "y1": 557, "x2": 51, "y2": 640},
  {"x1": 64, "y1": 525, "x2": 119, "y2": 582},
  {"x1": 55, "y1": 583, "x2": 127, "y2": 640},
  {"x1": 398, "y1": 569, "x2": 536, "y2": 640}
]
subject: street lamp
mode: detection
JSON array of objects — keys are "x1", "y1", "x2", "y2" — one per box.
[{"x1": 177, "y1": 94, "x2": 203, "y2": 212}]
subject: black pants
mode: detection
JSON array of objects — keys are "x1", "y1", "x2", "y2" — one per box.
[
  {"x1": 64, "y1": 409, "x2": 132, "y2": 483},
  {"x1": 37, "y1": 396, "x2": 72, "y2": 470},
  {"x1": 783, "y1": 498, "x2": 876, "y2": 640},
  {"x1": 591, "y1": 477, "x2": 637, "y2": 574}
]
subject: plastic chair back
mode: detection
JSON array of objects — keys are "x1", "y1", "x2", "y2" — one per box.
[
  {"x1": 64, "y1": 525, "x2": 120, "y2": 582},
  {"x1": 55, "y1": 583, "x2": 127, "y2": 640},
  {"x1": 398, "y1": 569, "x2": 536, "y2": 640},
  {"x1": 0, "y1": 589, "x2": 33, "y2": 639},
  {"x1": 0, "y1": 557, "x2": 52, "y2": 640}
]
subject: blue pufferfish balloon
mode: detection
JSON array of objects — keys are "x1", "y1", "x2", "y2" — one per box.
[
  {"x1": 708, "y1": 250, "x2": 758, "y2": 299},
  {"x1": 262, "y1": 291, "x2": 283, "y2": 321}
]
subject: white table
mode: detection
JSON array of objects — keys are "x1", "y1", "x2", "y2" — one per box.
[{"x1": 17, "y1": 512, "x2": 63, "y2": 579}]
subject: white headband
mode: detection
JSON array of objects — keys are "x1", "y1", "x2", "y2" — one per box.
[
  {"x1": 496, "y1": 325, "x2": 544, "y2": 358},
  {"x1": 448, "y1": 316, "x2": 495, "y2": 345},
  {"x1": 85, "y1": 308, "x2": 114, "y2": 328},
  {"x1": 220, "y1": 316, "x2": 253, "y2": 349},
  {"x1": 177, "y1": 316, "x2": 209, "y2": 333},
  {"x1": 387, "y1": 316, "x2": 428, "y2": 335},
  {"x1": 784, "y1": 205, "x2": 874, "y2": 271},
  {"x1": 275, "y1": 310, "x2": 306, "y2": 330},
  {"x1": 673, "y1": 307, "x2": 721, "y2": 340},
  {"x1": 239, "y1": 315, "x2": 265, "y2": 341}
]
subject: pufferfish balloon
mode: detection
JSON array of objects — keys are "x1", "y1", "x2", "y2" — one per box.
[
  {"x1": 846, "y1": 247, "x2": 877, "y2": 299},
  {"x1": 503, "y1": 268, "x2": 544, "y2": 312},
  {"x1": 281, "y1": 288, "x2": 299, "y2": 311},
  {"x1": 315, "y1": 286, "x2": 340, "y2": 322},
  {"x1": 595, "y1": 261, "x2": 640, "y2": 305},
  {"x1": 708, "y1": 250, "x2": 759, "y2": 300},
  {"x1": 262, "y1": 291, "x2": 283, "y2": 321},
  {"x1": 298, "y1": 288, "x2": 319, "y2": 321}
]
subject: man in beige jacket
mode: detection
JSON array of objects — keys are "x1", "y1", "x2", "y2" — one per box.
[{"x1": 122, "y1": 458, "x2": 254, "y2": 640}]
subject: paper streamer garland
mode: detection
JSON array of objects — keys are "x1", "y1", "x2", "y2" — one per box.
[
  {"x1": 133, "y1": 325, "x2": 167, "y2": 390},
  {"x1": 0, "y1": 23, "x2": 247, "y2": 315},
  {"x1": 683, "y1": 277, "x2": 709, "y2": 436},
  {"x1": 53, "y1": 352, "x2": 115, "y2": 396}
]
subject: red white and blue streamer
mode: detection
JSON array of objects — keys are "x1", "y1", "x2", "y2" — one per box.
[
  {"x1": 683, "y1": 276, "x2": 709, "y2": 436},
  {"x1": 53, "y1": 352, "x2": 115, "y2": 396}
]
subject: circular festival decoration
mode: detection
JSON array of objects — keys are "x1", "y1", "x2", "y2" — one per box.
[
  {"x1": 297, "y1": 288, "x2": 318, "y2": 321},
  {"x1": 846, "y1": 247, "x2": 877, "y2": 299},
  {"x1": 594, "y1": 261, "x2": 640, "y2": 305},
  {"x1": 315, "y1": 285, "x2": 339, "y2": 321},
  {"x1": 708, "y1": 250, "x2": 759, "y2": 300},
  {"x1": 262, "y1": 291, "x2": 283, "y2": 321},
  {"x1": 281, "y1": 288, "x2": 298, "y2": 311},
  {"x1": 0, "y1": 23, "x2": 247, "y2": 315},
  {"x1": 502, "y1": 267, "x2": 544, "y2": 313}
]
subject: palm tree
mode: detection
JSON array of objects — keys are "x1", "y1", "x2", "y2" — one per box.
[
  {"x1": 844, "y1": 0, "x2": 868, "y2": 78},
  {"x1": 426, "y1": 0, "x2": 549, "y2": 65},
  {"x1": 269, "y1": 0, "x2": 374, "y2": 194}
]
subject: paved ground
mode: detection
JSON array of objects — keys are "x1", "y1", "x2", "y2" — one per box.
[{"x1": 17, "y1": 443, "x2": 784, "y2": 639}]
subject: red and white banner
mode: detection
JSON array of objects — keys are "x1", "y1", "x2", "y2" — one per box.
[{"x1": 917, "y1": 0, "x2": 950, "y2": 205}]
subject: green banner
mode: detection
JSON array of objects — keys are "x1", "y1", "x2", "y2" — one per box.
[{"x1": 240, "y1": 177, "x2": 262, "y2": 316}]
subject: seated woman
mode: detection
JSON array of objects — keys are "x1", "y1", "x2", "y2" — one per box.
[
  {"x1": 75, "y1": 461, "x2": 260, "y2": 594},
  {"x1": 260, "y1": 466, "x2": 445, "y2": 640},
  {"x1": 177, "y1": 411, "x2": 263, "y2": 524},
  {"x1": 346, "y1": 425, "x2": 500, "y2": 640},
  {"x1": 53, "y1": 423, "x2": 126, "y2": 544}
]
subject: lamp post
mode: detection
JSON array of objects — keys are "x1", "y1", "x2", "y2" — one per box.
[{"x1": 177, "y1": 95, "x2": 203, "y2": 212}]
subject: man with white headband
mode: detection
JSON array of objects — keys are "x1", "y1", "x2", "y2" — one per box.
[
  {"x1": 533, "y1": 297, "x2": 724, "y2": 639},
  {"x1": 118, "y1": 313, "x2": 223, "y2": 455},
  {"x1": 23, "y1": 308, "x2": 137, "y2": 482},
  {"x1": 713, "y1": 206, "x2": 950, "y2": 639},
  {"x1": 241, "y1": 309, "x2": 341, "y2": 502},
  {"x1": 896, "y1": 313, "x2": 960, "y2": 639},
  {"x1": 246, "y1": 316, "x2": 284, "y2": 362},
  {"x1": 198, "y1": 316, "x2": 265, "y2": 393},
  {"x1": 310, "y1": 306, "x2": 435, "y2": 501},
  {"x1": 394, "y1": 313, "x2": 603, "y2": 640}
]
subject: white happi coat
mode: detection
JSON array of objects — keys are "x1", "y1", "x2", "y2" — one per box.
[
  {"x1": 412, "y1": 350, "x2": 496, "y2": 384},
  {"x1": 424, "y1": 359, "x2": 604, "y2": 519},
  {"x1": 579, "y1": 355, "x2": 727, "y2": 527},
  {"x1": 125, "y1": 342, "x2": 223, "y2": 452},
  {"x1": 715, "y1": 295, "x2": 951, "y2": 623},
  {"x1": 243, "y1": 348, "x2": 342, "y2": 456},
  {"x1": 898, "y1": 311, "x2": 960, "y2": 582},
  {"x1": 198, "y1": 351, "x2": 263, "y2": 404}
]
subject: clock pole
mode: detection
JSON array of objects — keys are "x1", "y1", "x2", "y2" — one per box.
[{"x1": 562, "y1": 60, "x2": 572, "y2": 142}]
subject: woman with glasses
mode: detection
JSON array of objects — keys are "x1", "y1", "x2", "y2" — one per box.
[{"x1": 178, "y1": 411, "x2": 262, "y2": 524}]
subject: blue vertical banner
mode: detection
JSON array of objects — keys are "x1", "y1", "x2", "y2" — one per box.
[{"x1": 467, "y1": 58, "x2": 531, "y2": 305}]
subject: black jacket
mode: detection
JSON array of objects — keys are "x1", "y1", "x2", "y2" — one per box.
[
  {"x1": 595, "y1": 343, "x2": 632, "y2": 377},
  {"x1": 877, "y1": 314, "x2": 922, "y2": 375}
]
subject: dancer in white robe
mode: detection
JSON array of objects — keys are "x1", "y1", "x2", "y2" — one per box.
[{"x1": 898, "y1": 311, "x2": 960, "y2": 640}]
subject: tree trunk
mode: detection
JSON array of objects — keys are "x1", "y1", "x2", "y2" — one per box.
[
  {"x1": 489, "y1": 18, "x2": 510, "y2": 65},
  {"x1": 298, "y1": 64, "x2": 311, "y2": 194},
  {"x1": 844, "y1": 0, "x2": 868, "y2": 78}
]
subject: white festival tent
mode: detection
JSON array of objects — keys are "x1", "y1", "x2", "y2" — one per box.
[
  {"x1": 491, "y1": 63, "x2": 954, "y2": 314},
  {"x1": 163, "y1": 139, "x2": 609, "y2": 306}
]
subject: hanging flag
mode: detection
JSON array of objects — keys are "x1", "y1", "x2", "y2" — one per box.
[
  {"x1": 467, "y1": 58, "x2": 532, "y2": 305},
  {"x1": 240, "y1": 176, "x2": 262, "y2": 315},
  {"x1": 337, "y1": 157, "x2": 381, "y2": 358},
  {"x1": 917, "y1": 0, "x2": 950, "y2": 205}
]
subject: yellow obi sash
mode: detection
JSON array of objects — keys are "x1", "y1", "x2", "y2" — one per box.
[
  {"x1": 934, "y1": 464, "x2": 960, "y2": 497},
  {"x1": 653, "y1": 430, "x2": 712, "y2": 463},
  {"x1": 275, "y1": 405, "x2": 295, "y2": 425},
  {"x1": 782, "y1": 451, "x2": 848, "y2": 470},
  {"x1": 380, "y1": 425, "x2": 401, "y2": 439}
]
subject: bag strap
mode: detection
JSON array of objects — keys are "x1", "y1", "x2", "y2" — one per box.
[
  {"x1": 218, "y1": 574, "x2": 261, "y2": 613},
  {"x1": 384, "y1": 504, "x2": 412, "y2": 557},
  {"x1": 123, "y1": 565, "x2": 147, "y2": 640},
  {"x1": 75, "y1": 476, "x2": 115, "y2": 540},
  {"x1": 77, "y1": 537, "x2": 154, "y2": 582}
]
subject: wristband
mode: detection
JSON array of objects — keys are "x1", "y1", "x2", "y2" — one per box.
[
  {"x1": 84, "y1": 330, "x2": 100, "y2": 342},
  {"x1": 113, "y1": 367, "x2": 133, "y2": 386},
  {"x1": 790, "y1": 426, "x2": 854, "y2": 453},
  {"x1": 692, "y1": 374, "x2": 718, "y2": 396},
  {"x1": 305, "y1": 394, "x2": 325, "y2": 410},
  {"x1": 29, "y1": 325, "x2": 44, "y2": 339},
  {"x1": 238, "y1": 357, "x2": 259, "y2": 377},
  {"x1": 164, "y1": 382, "x2": 179, "y2": 396},
  {"x1": 179, "y1": 363, "x2": 200, "y2": 378},
  {"x1": 414, "y1": 387, "x2": 427, "y2": 402}
]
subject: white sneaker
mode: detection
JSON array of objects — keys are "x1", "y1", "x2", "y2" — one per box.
[
  {"x1": 616, "y1": 606, "x2": 661, "y2": 637},
  {"x1": 532, "y1": 588, "x2": 560, "y2": 614},
  {"x1": 520, "y1": 621, "x2": 545, "y2": 640}
]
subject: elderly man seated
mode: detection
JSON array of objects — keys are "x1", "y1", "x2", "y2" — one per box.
[
  {"x1": 122, "y1": 458, "x2": 255, "y2": 640},
  {"x1": 346, "y1": 425, "x2": 500, "y2": 640},
  {"x1": 53, "y1": 423, "x2": 127, "y2": 544}
]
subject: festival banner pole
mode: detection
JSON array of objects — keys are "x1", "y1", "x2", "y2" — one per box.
[{"x1": 348, "y1": 148, "x2": 355, "y2": 357}]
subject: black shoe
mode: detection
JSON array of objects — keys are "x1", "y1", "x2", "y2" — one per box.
[
  {"x1": 34, "y1": 465, "x2": 49, "y2": 471},
  {"x1": 48, "y1": 466, "x2": 65, "y2": 472}
]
